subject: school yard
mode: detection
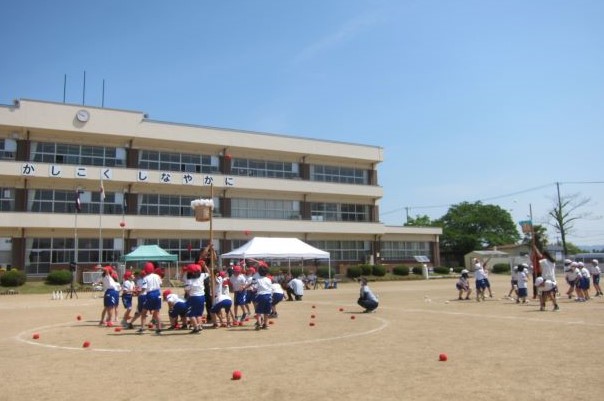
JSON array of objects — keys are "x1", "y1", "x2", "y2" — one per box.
[{"x1": 0, "y1": 273, "x2": 602, "y2": 401}]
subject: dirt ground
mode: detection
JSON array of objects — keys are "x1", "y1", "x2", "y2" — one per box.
[{"x1": 0, "y1": 274, "x2": 603, "y2": 401}]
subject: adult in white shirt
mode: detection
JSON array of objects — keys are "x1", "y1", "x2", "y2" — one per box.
[{"x1": 287, "y1": 277, "x2": 305, "y2": 301}]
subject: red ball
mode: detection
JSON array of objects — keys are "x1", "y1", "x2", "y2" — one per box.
[
  {"x1": 269, "y1": 320, "x2": 274, "y2": 325},
  {"x1": 351, "y1": 316, "x2": 356, "y2": 320},
  {"x1": 32, "y1": 333, "x2": 40, "y2": 340},
  {"x1": 339, "y1": 308, "x2": 344, "y2": 312},
  {"x1": 76, "y1": 315, "x2": 82, "y2": 321},
  {"x1": 106, "y1": 321, "x2": 113, "y2": 327},
  {"x1": 309, "y1": 322, "x2": 315, "y2": 326},
  {"x1": 232, "y1": 370, "x2": 242, "y2": 380},
  {"x1": 114, "y1": 327, "x2": 122, "y2": 332},
  {"x1": 312, "y1": 305, "x2": 316, "y2": 309},
  {"x1": 311, "y1": 314, "x2": 316, "y2": 319},
  {"x1": 83, "y1": 341, "x2": 91, "y2": 348},
  {"x1": 119, "y1": 221, "x2": 126, "y2": 228},
  {"x1": 439, "y1": 353, "x2": 448, "y2": 362}
]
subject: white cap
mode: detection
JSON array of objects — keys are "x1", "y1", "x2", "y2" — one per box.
[
  {"x1": 564, "y1": 259, "x2": 572, "y2": 264},
  {"x1": 592, "y1": 259, "x2": 599, "y2": 265},
  {"x1": 535, "y1": 277, "x2": 544, "y2": 286}
]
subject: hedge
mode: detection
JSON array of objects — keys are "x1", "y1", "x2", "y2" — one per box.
[
  {"x1": 0, "y1": 269, "x2": 27, "y2": 287},
  {"x1": 372, "y1": 265, "x2": 386, "y2": 277},
  {"x1": 46, "y1": 269, "x2": 73, "y2": 285},
  {"x1": 492, "y1": 263, "x2": 509, "y2": 274},
  {"x1": 347, "y1": 265, "x2": 362, "y2": 279},
  {"x1": 392, "y1": 266, "x2": 409, "y2": 276}
]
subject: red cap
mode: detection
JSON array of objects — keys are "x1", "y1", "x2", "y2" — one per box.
[
  {"x1": 154, "y1": 267, "x2": 164, "y2": 278},
  {"x1": 247, "y1": 267, "x2": 256, "y2": 274},
  {"x1": 123, "y1": 271, "x2": 133, "y2": 280},
  {"x1": 233, "y1": 265, "x2": 242, "y2": 273},
  {"x1": 162, "y1": 289, "x2": 171, "y2": 300},
  {"x1": 143, "y1": 262, "x2": 154, "y2": 275}
]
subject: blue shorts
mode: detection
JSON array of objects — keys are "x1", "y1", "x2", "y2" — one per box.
[
  {"x1": 254, "y1": 293, "x2": 272, "y2": 315},
  {"x1": 104, "y1": 289, "x2": 119, "y2": 307},
  {"x1": 511, "y1": 279, "x2": 518, "y2": 286},
  {"x1": 484, "y1": 279, "x2": 491, "y2": 288},
  {"x1": 187, "y1": 295, "x2": 205, "y2": 317},
  {"x1": 518, "y1": 288, "x2": 528, "y2": 297},
  {"x1": 144, "y1": 289, "x2": 162, "y2": 311},
  {"x1": 245, "y1": 290, "x2": 255, "y2": 304},
  {"x1": 169, "y1": 302, "x2": 188, "y2": 319},
  {"x1": 210, "y1": 299, "x2": 232, "y2": 314},
  {"x1": 593, "y1": 274, "x2": 600, "y2": 285},
  {"x1": 272, "y1": 293, "x2": 284, "y2": 305},
  {"x1": 121, "y1": 294, "x2": 133, "y2": 309},
  {"x1": 136, "y1": 294, "x2": 147, "y2": 313},
  {"x1": 234, "y1": 291, "x2": 247, "y2": 306},
  {"x1": 475, "y1": 279, "x2": 486, "y2": 290},
  {"x1": 579, "y1": 277, "x2": 590, "y2": 290}
]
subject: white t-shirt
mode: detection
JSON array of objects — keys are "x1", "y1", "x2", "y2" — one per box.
[
  {"x1": 166, "y1": 293, "x2": 185, "y2": 305},
  {"x1": 122, "y1": 279, "x2": 134, "y2": 294},
  {"x1": 589, "y1": 264, "x2": 601, "y2": 275},
  {"x1": 186, "y1": 274, "x2": 207, "y2": 297},
  {"x1": 102, "y1": 275, "x2": 119, "y2": 291},
  {"x1": 517, "y1": 271, "x2": 528, "y2": 289},
  {"x1": 255, "y1": 277, "x2": 273, "y2": 295},
  {"x1": 474, "y1": 265, "x2": 485, "y2": 281},
  {"x1": 143, "y1": 273, "x2": 162, "y2": 292},
  {"x1": 580, "y1": 267, "x2": 591, "y2": 279},
  {"x1": 288, "y1": 278, "x2": 305, "y2": 296},
  {"x1": 539, "y1": 259, "x2": 556, "y2": 281},
  {"x1": 230, "y1": 274, "x2": 247, "y2": 292},
  {"x1": 360, "y1": 285, "x2": 379, "y2": 303},
  {"x1": 271, "y1": 282, "x2": 284, "y2": 294}
]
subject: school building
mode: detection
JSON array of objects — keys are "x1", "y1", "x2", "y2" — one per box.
[{"x1": 0, "y1": 99, "x2": 441, "y2": 277}]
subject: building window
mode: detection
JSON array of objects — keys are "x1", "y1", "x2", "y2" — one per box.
[
  {"x1": 25, "y1": 237, "x2": 120, "y2": 275},
  {"x1": 310, "y1": 202, "x2": 369, "y2": 222},
  {"x1": 142, "y1": 238, "x2": 216, "y2": 265},
  {"x1": 30, "y1": 142, "x2": 125, "y2": 167},
  {"x1": 231, "y1": 198, "x2": 301, "y2": 220},
  {"x1": 139, "y1": 194, "x2": 220, "y2": 217},
  {"x1": 0, "y1": 188, "x2": 15, "y2": 211},
  {"x1": 29, "y1": 190, "x2": 124, "y2": 214},
  {"x1": 380, "y1": 241, "x2": 431, "y2": 261},
  {"x1": 0, "y1": 139, "x2": 17, "y2": 160},
  {"x1": 139, "y1": 150, "x2": 218, "y2": 174},
  {"x1": 231, "y1": 158, "x2": 299, "y2": 179},
  {"x1": 308, "y1": 240, "x2": 369, "y2": 263},
  {"x1": 311, "y1": 164, "x2": 367, "y2": 185}
]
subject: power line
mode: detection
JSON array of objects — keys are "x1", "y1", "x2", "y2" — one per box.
[{"x1": 381, "y1": 182, "x2": 556, "y2": 216}]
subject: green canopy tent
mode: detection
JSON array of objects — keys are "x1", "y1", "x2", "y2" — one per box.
[{"x1": 122, "y1": 245, "x2": 179, "y2": 283}]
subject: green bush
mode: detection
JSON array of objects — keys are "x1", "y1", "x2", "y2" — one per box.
[
  {"x1": 392, "y1": 266, "x2": 409, "y2": 276},
  {"x1": 451, "y1": 266, "x2": 464, "y2": 273},
  {"x1": 46, "y1": 269, "x2": 73, "y2": 285},
  {"x1": 492, "y1": 263, "x2": 509, "y2": 274},
  {"x1": 433, "y1": 267, "x2": 450, "y2": 275},
  {"x1": 372, "y1": 264, "x2": 386, "y2": 277},
  {"x1": 412, "y1": 266, "x2": 422, "y2": 275},
  {"x1": 0, "y1": 269, "x2": 27, "y2": 287},
  {"x1": 347, "y1": 265, "x2": 362, "y2": 279},
  {"x1": 317, "y1": 266, "x2": 335, "y2": 278},
  {"x1": 290, "y1": 267, "x2": 304, "y2": 278},
  {"x1": 359, "y1": 264, "x2": 372, "y2": 275}
]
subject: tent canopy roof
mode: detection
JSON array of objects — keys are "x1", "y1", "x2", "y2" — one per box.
[
  {"x1": 123, "y1": 245, "x2": 178, "y2": 262},
  {"x1": 220, "y1": 237, "x2": 329, "y2": 260}
]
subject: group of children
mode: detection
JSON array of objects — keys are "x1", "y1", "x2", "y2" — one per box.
[
  {"x1": 456, "y1": 253, "x2": 602, "y2": 312},
  {"x1": 97, "y1": 259, "x2": 287, "y2": 335}
]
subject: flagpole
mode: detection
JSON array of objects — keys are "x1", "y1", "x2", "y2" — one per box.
[{"x1": 98, "y1": 171, "x2": 104, "y2": 266}]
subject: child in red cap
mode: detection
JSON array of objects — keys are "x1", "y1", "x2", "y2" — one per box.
[
  {"x1": 120, "y1": 270, "x2": 135, "y2": 327},
  {"x1": 138, "y1": 262, "x2": 163, "y2": 335}
]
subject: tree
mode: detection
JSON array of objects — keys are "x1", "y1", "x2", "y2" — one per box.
[
  {"x1": 404, "y1": 214, "x2": 437, "y2": 227},
  {"x1": 437, "y1": 201, "x2": 521, "y2": 266},
  {"x1": 521, "y1": 224, "x2": 549, "y2": 250},
  {"x1": 548, "y1": 185, "x2": 591, "y2": 256}
]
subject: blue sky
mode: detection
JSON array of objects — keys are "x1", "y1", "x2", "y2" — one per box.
[{"x1": 2, "y1": 0, "x2": 603, "y2": 247}]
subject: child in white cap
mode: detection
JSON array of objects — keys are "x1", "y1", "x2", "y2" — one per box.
[
  {"x1": 456, "y1": 270, "x2": 472, "y2": 300},
  {"x1": 589, "y1": 260, "x2": 602, "y2": 297},
  {"x1": 535, "y1": 277, "x2": 559, "y2": 311}
]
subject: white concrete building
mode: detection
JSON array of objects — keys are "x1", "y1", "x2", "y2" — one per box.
[{"x1": 0, "y1": 99, "x2": 441, "y2": 277}]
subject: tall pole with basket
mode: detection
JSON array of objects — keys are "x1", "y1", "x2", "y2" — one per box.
[{"x1": 191, "y1": 185, "x2": 215, "y2": 296}]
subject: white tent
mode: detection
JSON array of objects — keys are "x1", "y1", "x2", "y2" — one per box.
[{"x1": 220, "y1": 237, "x2": 331, "y2": 279}]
